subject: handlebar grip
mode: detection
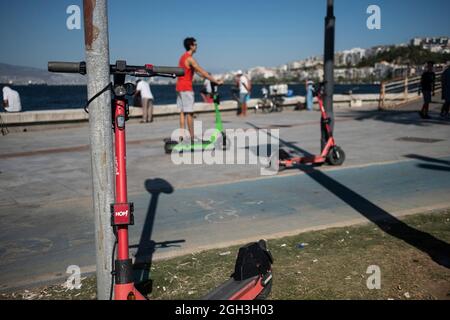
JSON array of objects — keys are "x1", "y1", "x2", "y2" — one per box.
[
  {"x1": 48, "y1": 61, "x2": 86, "y2": 74},
  {"x1": 152, "y1": 66, "x2": 184, "y2": 77}
]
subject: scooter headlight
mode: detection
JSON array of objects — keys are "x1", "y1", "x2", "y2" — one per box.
[
  {"x1": 116, "y1": 115, "x2": 125, "y2": 129},
  {"x1": 114, "y1": 85, "x2": 127, "y2": 97}
]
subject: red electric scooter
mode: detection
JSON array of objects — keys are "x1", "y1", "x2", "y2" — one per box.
[
  {"x1": 48, "y1": 60, "x2": 273, "y2": 300},
  {"x1": 276, "y1": 82, "x2": 345, "y2": 169}
]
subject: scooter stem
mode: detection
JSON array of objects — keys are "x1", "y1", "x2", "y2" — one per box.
[{"x1": 112, "y1": 98, "x2": 145, "y2": 300}]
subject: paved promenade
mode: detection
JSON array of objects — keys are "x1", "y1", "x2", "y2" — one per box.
[{"x1": 0, "y1": 98, "x2": 449, "y2": 292}]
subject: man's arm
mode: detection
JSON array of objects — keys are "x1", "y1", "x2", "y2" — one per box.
[
  {"x1": 246, "y1": 77, "x2": 252, "y2": 92},
  {"x1": 188, "y1": 57, "x2": 223, "y2": 85},
  {"x1": 443, "y1": 71, "x2": 448, "y2": 99},
  {"x1": 432, "y1": 73, "x2": 436, "y2": 95},
  {"x1": 241, "y1": 77, "x2": 250, "y2": 92},
  {"x1": 3, "y1": 100, "x2": 8, "y2": 109},
  {"x1": 420, "y1": 73, "x2": 425, "y2": 89},
  {"x1": 248, "y1": 76, "x2": 252, "y2": 90},
  {"x1": 134, "y1": 82, "x2": 141, "y2": 97}
]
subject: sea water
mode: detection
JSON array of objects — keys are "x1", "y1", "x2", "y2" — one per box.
[{"x1": 0, "y1": 84, "x2": 380, "y2": 112}]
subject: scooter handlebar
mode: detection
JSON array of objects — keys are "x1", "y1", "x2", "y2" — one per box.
[
  {"x1": 48, "y1": 61, "x2": 86, "y2": 74},
  {"x1": 48, "y1": 61, "x2": 184, "y2": 78},
  {"x1": 151, "y1": 66, "x2": 184, "y2": 77}
]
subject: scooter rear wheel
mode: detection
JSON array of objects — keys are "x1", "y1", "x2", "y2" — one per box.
[
  {"x1": 326, "y1": 146, "x2": 345, "y2": 166},
  {"x1": 255, "y1": 279, "x2": 272, "y2": 300},
  {"x1": 265, "y1": 150, "x2": 288, "y2": 173},
  {"x1": 164, "y1": 141, "x2": 178, "y2": 154},
  {"x1": 279, "y1": 149, "x2": 291, "y2": 160},
  {"x1": 261, "y1": 102, "x2": 272, "y2": 114}
]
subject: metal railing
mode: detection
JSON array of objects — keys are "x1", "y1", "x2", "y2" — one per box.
[{"x1": 378, "y1": 71, "x2": 443, "y2": 109}]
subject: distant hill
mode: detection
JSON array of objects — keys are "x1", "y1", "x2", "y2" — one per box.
[
  {"x1": 0, "y1": 63, "x2": 86, "y2": 85},
  {"x1": 357, "y1": 45, "x2": 450, "y2": 68}
]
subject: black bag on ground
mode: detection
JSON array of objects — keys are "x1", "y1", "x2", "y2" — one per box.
[{"x1": 232, "y1": 240, "x2": 274, "y2": 281}]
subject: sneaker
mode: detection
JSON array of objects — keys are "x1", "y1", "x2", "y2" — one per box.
[
  {"x1": 423, "y1": 114, "x2": 431, "y2": 119},
  {"x1": 418, "y1": 111, "x2": 425, "y2": 119}
]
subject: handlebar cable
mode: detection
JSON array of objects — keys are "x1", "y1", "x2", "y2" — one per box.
[
  {"x1": 84, "y1": 82, "x2": 113, "y2": 114},
  {"x1": 109, "y1": 229, "x2": 118, "y2": 301}
]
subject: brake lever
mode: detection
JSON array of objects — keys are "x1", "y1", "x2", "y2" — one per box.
[
  {"x1": 133, "y1": 70, "x2": 151, "y2": 77},
  {"x1": 154, "y1": 73, "x2": 177, "y2": 79},
  {"x1": 132, "y1": 71, "x2": 176, "y2": 79}
]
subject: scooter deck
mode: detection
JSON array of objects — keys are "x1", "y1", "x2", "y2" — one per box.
[
  {"x1": 164, "y1": 92, "x2": 224, "y2": 154},
  {"x1": 164, "y1": 129, "x2": 226, "y2": 154},
  {"x1": 202, "y1": 276, "x2": 263, "y2": 300},
  {"x1": 165, "y1": 139, "x2": 216, "y2": 153},
  {"x1": 280, "y1": 155, "x2": 326, "y2": 166}
]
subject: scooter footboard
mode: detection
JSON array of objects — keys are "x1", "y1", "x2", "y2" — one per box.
[{"x1": 202, "y1": 276, "x2": 262, "y2": 300}]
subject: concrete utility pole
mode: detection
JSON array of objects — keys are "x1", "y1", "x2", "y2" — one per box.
[
  {"x1": 322, "y1": 0, "x2": 336, "y2": 151},
  {"x1": 83, "y1": 0, "x2": 115, "y2": 300}
]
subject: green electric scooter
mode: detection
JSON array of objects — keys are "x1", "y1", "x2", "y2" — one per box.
[{"x1": 164, "y1": 84, "x2": 228, "y2": 154}]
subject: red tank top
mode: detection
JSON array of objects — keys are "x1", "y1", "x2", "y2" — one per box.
[{"x1": 176, "y1": 52, "x2": 194, "y2": 92}]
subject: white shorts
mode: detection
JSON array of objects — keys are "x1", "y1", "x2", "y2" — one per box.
[{"x1": 177, "y1": 91, "x2": 195, "y2": 113}]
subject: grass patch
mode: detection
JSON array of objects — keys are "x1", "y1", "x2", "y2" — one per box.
[{"x1": 1, "y1": 210, "x2": 449, "y2": 300}]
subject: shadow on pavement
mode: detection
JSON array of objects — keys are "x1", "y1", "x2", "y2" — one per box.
[
  {"x1": 340, "y1": 109, "x2": 450, "y2": 126},
  {"x1": 247, "y1": 122, "x2": 450, "y2": 269},
  {"x1": 417, "y1": 164, "x2": 450, "y2": 172},
  {"x1": 131, "y1": 178, "x2": 185, "y2": 294},
  {"x1": 404, "y1": 154, "x2": 450, "y2": 172}
]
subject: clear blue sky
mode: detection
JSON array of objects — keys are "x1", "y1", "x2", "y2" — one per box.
[{"x1": 1, "y1": 0, "x2": 449, "y2": 72}]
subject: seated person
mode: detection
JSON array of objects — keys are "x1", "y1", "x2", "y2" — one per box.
[{"x1": 2, "y1": 86, "x2": 22, "y2": 112}]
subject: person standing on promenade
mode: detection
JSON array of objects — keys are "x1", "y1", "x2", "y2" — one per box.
[
  {"x1": 237, "y1": 70, "x2": 251, "y2": 117},
  {"x1": 306, "y1": 80, "x2": 314, "y2": 111},
  {"x1": 135, "y1": 80, "x2": 154, "y2": 123},
  {"x1": 2, "y1": 86, "x2": 22, "y2": 113},
  {"x1": 419, "y1": 61, "x2": 435, "y2": 119},
  {"x1": 233, "y1": 74, "x2": 242, "y2": 116},
  {"x1": 440, "y1": 62, "x2": 450, "y2": 119},
  {"x1": 176, "y1": 37, "x2": 223, "y2": 142}
]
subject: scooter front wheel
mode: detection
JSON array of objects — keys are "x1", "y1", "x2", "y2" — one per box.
[
  {"x1": 215, "y1": 133, "x2": 231, "y2": 151},
  {"x1": 261, "y1": 103, "x2": 271, "y2": 114},
  {"x1": 255, "y1": 278, "x2": 272, "y2": 300},
  {"x1": 326, "y1": 146, "x2": 346, "y2": 166}
]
